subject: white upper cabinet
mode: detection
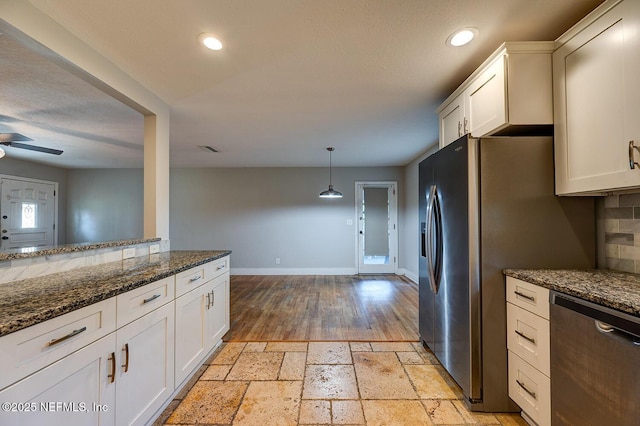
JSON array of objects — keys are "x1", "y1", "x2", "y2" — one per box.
[
  {"x1": 439, "y1": 93, "x2": 466, "y2": 147},
  {"x1": 554, "y1": 0, "x2": 640, "y2": 195},
  {"x1": 437, "y1": 42, "x2": 554, "y2": 148}
]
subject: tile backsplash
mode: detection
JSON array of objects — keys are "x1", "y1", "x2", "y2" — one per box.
[{"x1": 603, "y1": 193, "x2": 640, "y2": 273}]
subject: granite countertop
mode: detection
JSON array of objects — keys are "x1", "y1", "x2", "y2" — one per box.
[
  {"x1": 0, "y1": 238, "x2": 162, "y2": 262},
  {"x1": 0, "y1": 250, "x2": 231, "y2": 337},
  {"x1": 504, "y1": 269, "x2": 640, "y2": 317}
]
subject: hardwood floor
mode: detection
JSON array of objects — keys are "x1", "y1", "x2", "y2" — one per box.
[{"x1": 223, "y1": 274, "x2": 419, "y2": 341}]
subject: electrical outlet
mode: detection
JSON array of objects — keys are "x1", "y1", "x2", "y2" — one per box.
[
  {"x1": 149, "y1": 244, "x2": 160, "y2": 254},
  {"x1": 123, "y1": 248, "x2": 136, "y2": 259},
  {"x1": 275, "y1": 257, "x2": 281, "y2": 265}
]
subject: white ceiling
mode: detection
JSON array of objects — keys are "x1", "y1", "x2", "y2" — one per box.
[{"x1": 1, "y1": 0, "x2": 604, "y2": 168}]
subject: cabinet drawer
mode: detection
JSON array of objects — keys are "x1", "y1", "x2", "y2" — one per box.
[
  {"x1": 0, "y1": 298, "x2": 116, "y2": 390},
  {"x1": 507, "y1": 303, "x2": 550, "y2": 376},
  {"x1": 116, "y1": 276, "x2": 175, "y2": 328},
  {"x1": 506, "y1": 277, "x2": 549, "y2": 319},
  {"x1": 508, "y1": 351, "x2": 551, "y2": 426},
  {"x1": 208, "y1": 256, "x2": 229, "y2": 280},
  {"x1": 175, "y1": 256, "x2": 229, "y2": 297}
]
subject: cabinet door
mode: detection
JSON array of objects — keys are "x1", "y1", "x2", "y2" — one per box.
[
  {"x1": 0, "y1": 333, "x2": 116, "y2": 426},
  {"x1": 115, "y1": 302, "x2": 174, "y2": 426},
  {"x1": 174, "y1": 282, "x2": 208, "y2": 385},
  {"x1": 206, "y1": 273, "x2": 230, "y2": 345},
  {"x1": 467, "y1": 54, "x2": 506, "y2": 137},
  {"x1": 439, "y1": 94, "x2": 465, "y2": 148},
  {"x1": 174, "y1": 273, "x2": 229, "y2": 385},
  {"x1": 554, "y1": 0, "x2": 640, "y2": 194}
]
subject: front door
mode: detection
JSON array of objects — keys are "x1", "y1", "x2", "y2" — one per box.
[
  {"x1": 356, "y1": 182, "x2": 397, "y2": 274},
  {"x1": 0, "y1": 176, "x2": 57, "y2": 250}
]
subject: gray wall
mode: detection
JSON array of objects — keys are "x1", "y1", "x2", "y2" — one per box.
[
  {"x1": 170, "y1": 167, "x2": 403, "y2": 273},
  {"x1": 0, "y1": 157, "x2": 68, "y2": 244},
  {"x1": 65, "y1": 169, "x2": 143, "y2": 243}
]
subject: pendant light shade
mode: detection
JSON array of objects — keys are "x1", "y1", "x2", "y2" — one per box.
[{"x1": 319, "y1": 147, "x2": 343, "y2": 198}]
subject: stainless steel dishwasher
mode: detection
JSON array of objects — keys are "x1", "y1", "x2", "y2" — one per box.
[{"x1": 550, "y1": 291, "x2": 640, "y2": 425}]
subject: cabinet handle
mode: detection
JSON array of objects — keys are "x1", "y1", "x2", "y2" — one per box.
[
  {"x1": 629, "y1": 141, "x2": 640, "y2": 169},
  {"x1": 210, "y1": 290, "x2": 215, "y2": 307},
  {"x1": 189, "y1": 275, "x2": 202, "y2": 283},
  {"x1": 515, "y1": 329, "x2": 536, "y2": 345},
  {"x1": 216, "y1": 265, "x2": 225, "y2": 271},
  {"x1": 122, "y1": 343, "x2": 129, "y2": 373},
  {"x1": 458, "y1": 121, "x2": 462, "y2": 137},
  {"x1": 206, "y1": 293, "x2": 211, "y2": 310},
  {"x1": 142, "y1": 294, "x2": 161, "y2": 304},
  {"x1": 48, "y1": 326, "x2": 87, "y2": 346},
  {"x1": 108, "y1": 352, "x2": 116, "y2": 383},
  {"x1": 463, "y1": 117, "x2": 468, "y2": 134},
  {"x1": 514, "y1": 291, "x2": 535, "y2": 303},
  {"x1": 516, "y1": 379, "x2": 537, "y2": 400}
]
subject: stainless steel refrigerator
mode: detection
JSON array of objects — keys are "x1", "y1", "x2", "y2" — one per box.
[{"x1": 418, "y1": 135, "x2": 595, "y2": 412}]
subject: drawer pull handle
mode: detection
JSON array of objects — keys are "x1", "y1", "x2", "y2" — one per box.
[
  {"x1": 48, "y1": 326, "x2": 87, "y2": 346},
  {"x1": 514, "y1": 291, "x2": 535, "y2": 302},
  {"x1": 122, "y1": 343, "x2": 129, "y2": 373},
  {"x1": 143, "y1": 294, "x2": 161, "y2": 304},
  {"x1": 515, "y1": 330, "x2": 536, "y2": 344},
  {"x1": 108, "y1": 352, "x2": 116, "y2": 383},
  {"x1": 516, "y1": 379, "x2": 537, "y2": 399},
  {"x1": 216, "y1": 265, "x2": 225, "y2": 271},
  {"x1": 189, "y1": 275, "x2": 202, "y2": 283}
]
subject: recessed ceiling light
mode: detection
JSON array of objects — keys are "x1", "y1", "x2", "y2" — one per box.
[
  {"x1": 446, "y1": 28, "x2": 478, "y2": 47},
  {"x1": 197, "y1": 33, "x2": 223, "y2": 51}
]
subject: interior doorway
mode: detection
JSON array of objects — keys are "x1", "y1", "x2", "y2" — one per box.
[
  {"x1": 0, "y1": 175, "x2": 58, "y2": 250},
  {"x1": 355, "y1": 181, "x2": 398, "y2": 274}
]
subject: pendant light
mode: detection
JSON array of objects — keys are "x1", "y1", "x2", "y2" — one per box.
[{"x1": 319, "y1": 147, "x2": 343, "y2": 198}]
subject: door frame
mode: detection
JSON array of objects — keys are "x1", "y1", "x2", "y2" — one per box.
[
  {"x1": 354, "y1": 181, "x2": 398, "y2": 274},
  {"x1": 0, "y1": 174, "x2": 59, "y2": 248}
]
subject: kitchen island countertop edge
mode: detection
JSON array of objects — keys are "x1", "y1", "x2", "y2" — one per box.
[{"x1": 0, "y1": 250, "x2": 231, "y2": 337}]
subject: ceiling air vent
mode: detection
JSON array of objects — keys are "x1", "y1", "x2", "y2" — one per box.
[{"x1": 198, "y1": 145, "x2": 219, "y2": 153}]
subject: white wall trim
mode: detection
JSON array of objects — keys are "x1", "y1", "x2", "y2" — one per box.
[
  {"x1": 231, "y1": 267, "x2": 358, "y2": 276},
  {"x1": 397, "y1": 268, "x2": 418, "y2": 284}
]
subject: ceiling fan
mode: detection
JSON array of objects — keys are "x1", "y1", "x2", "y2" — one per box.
[{"x1": 0, "y1": 133, "x2": 63, "y2": 155}]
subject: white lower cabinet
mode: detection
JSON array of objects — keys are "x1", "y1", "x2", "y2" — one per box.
[
  {"x1": 0, "y1": 333, "x2": 117, "y2": 426},
  {"x1": 508, "y1": 351, "x2": 551, "y2": 426},
  {"x1": 506, "y1": 277, "x2": 550, "y2": 426},
  {"x1": 115, "y1": 302, "x2": 175, "y2": 426},
  {"x1": 0, "y1": 255, "x2": 230, "y2": 426},
  {"x1": 175, "y1": 272, "x2": 229, "y2": 385}
]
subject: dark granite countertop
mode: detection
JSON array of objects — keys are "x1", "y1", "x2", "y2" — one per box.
[
  {"x1": 0, "y1": 250, "x2": 231, "y2": 337},
  {"x1": 504, "y1": 269, "x2": 640, "y2": 317},
  {"x1": 0, "y1": 238, "x2": 162, "y2": 262}
]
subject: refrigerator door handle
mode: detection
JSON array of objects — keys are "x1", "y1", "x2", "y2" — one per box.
[
  {"x1": 433, "y1": 188, "x2": 443, "y2": 294},
  {"x1": 426, "y1": 185, "x2": 438, "y2": 294}
]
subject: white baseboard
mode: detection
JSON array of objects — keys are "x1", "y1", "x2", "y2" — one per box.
[
  {"x1": 399, "y1": 269, "x2": 418, "y2": 284},
  {"x1": 231, "y1": 267, "x2": 358, "y2": 276},
  {"x1": 231, "y1": 268, "x2": 419, "y2": 279}
]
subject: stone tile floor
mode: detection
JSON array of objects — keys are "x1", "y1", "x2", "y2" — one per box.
[{"x1": 155, "y1": 341, "x2": 528, "y2": 425}]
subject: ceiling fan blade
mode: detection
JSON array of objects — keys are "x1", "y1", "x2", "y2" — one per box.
[
  {"x1": 4, "y1": 141, "x2": 63, "y2": 155},
  {"x1": 0, "y1": 133, "x2": 34, "y2": 143}
]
